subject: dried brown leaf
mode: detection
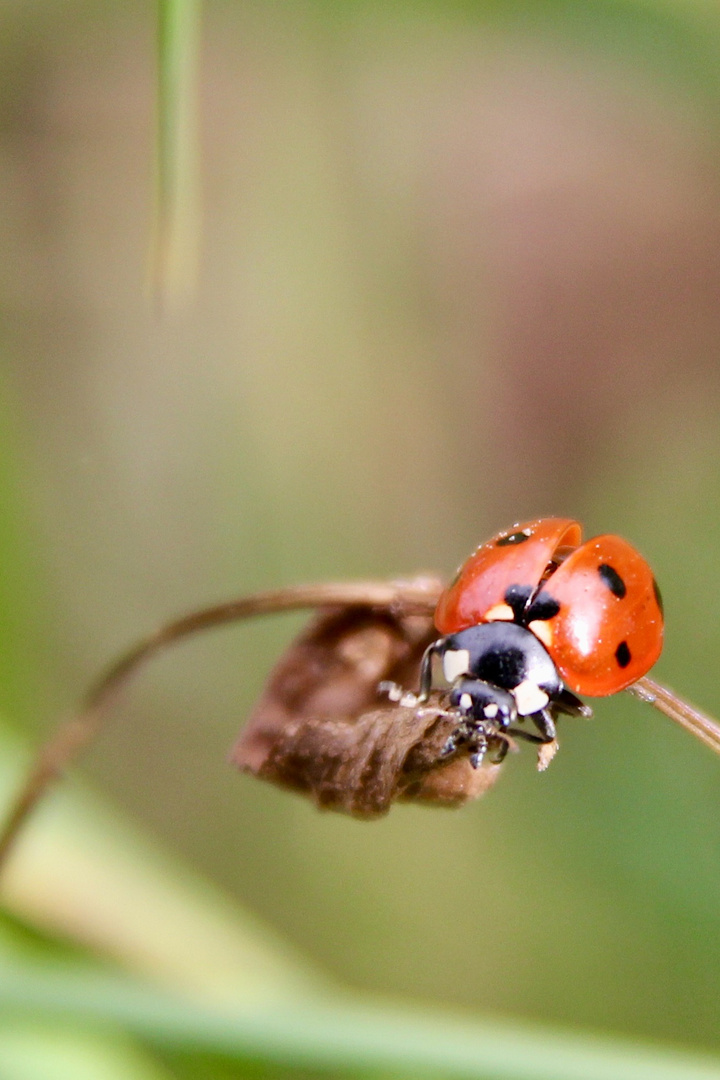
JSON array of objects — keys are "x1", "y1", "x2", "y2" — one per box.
[{"x1": 232, "y1": 605, "x2": 504, "y2": 816}]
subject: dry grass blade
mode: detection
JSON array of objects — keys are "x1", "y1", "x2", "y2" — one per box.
[
  {"x1": 0, "y1": 579, "x2": 441, "y2": 871},
  {"x1": 628, "y1": 675, "x2": 720, "y2": 756}
]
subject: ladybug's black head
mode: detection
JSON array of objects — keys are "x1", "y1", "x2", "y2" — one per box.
[{"x1": 449, "y1": 678, "x2": 516, "y2": 727}]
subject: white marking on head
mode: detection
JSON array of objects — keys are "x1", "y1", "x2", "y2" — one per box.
[
  {"x1": 528, "y1": 619, "x2": 554, "y2": 649},
  {"x1": 483, "y1": 702, "x2": 499, "y2": 719},
  {"x1": 443, "y1": 649, "x2": 470, "y2": 683},
  {"x1": 512, "y1": 680, "x2": 550, "y2": 716},
  {"x1": 459, "y1": 693, "x2": 473, "y2": 711},
  {"x1": 484, "y1": 603, "x2": 514, "y2": 622}
]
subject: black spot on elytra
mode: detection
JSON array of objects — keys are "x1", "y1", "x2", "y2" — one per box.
[
  {"x1": 598, "y1": 564, "x2": 626, "y2": 599},
  {"x1": 504, "y1": 584, "x2": 534, "y2": 621},
  {"x1": 496, "y1": 530, "x2": 530, "y2": 547},
  {"x1": 526, "y1": 591, "x2": 561, "y2": 622},
  {"x1": 615, "y1": 641, "x2": 631, "y2": 668},
  {"x1": 653, "y1": 577, "x2": 664, "y2": 616}
]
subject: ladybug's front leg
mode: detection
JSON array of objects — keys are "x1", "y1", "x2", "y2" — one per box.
[
  {"x1": 440, "y1": 716, "x2": 512, "y2": 769},
  {"x1": 439, "y1": 719, "x2": 489, "y2": 769},
  {"x1": 416, "y1": 639, "x2": 444, "y2": 703},
  {"x1": 377, "y1": 639, "x2": 445, "y2": 708}
]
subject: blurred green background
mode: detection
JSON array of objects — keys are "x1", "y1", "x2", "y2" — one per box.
[{"x1": 2, "y1": 0, "x2": 720, "y2": 1077}]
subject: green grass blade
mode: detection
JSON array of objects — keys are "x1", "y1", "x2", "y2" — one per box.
[
  {"x1": 0, "y1": 1021, "x2": 174, "y2": 1080},
  {"x1": 2, "y1": 964, "x2": 720, "y2": 1080},
  {"x1": 0, "y1": 718, "x2": 323, "y2": 1006},
  {"x1": 151, "y1": 0, "x2": 201, "y2": 304}
]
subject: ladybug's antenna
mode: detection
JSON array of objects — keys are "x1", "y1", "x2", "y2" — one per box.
[{"x1": 628, "y1": 676, "x2": 720, "y2": 757}]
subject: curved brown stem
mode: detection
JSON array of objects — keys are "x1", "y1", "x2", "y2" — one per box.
[
  {"x1": 0, "y1": 578, "x2": 441, "y2": 869},
  {"x1": 1, "y1": 573, "x2": 718, "y2": 871},
  {"x1": 628, "y1": 675, "x2": 720, "y2": 756}
]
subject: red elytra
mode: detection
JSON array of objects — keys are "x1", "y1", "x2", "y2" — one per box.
[{"x1": 434, "y1": 518, "x2": 664, "y2": 697}]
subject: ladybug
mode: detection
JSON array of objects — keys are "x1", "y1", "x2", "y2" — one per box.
[{"x1": 405, "y1": 518, "x2": 664, "y2": 768}]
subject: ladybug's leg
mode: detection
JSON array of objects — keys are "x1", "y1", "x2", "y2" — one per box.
[
  {"x1": 439, "y1": 719, "x2": 489, "y2": 769},
  {"x1": 505, "y1": 727, "x2": 544, "y2": 745},
  {"x1": 469, "y1": 732, "x2": 489, "y2": 770},
  {"x1": 416, "y1": 639, "x2": 444, "y2": 703},
  {"x1": 529, "y1": 708, "x2": 557, "y2": 743},
  {"x1": 488, "y1": 735, "x2": 511, "y2": 764},
  {"x1": 506, "y1": 710, "x2": 557, "y2": 745},
  {"x1": 504, "y1": 722, "x2": 559, "y2": 770},
  {"x1": 553, "y1": 687, "x2": 592, "y2": 719},
  {"x1": 378, "y1": 639, "x2": 444, "y2": 707},
  {"x1": 439, "y1": 727, "x2": 461, "y2": 758}
]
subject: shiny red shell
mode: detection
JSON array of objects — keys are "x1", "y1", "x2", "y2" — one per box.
[{"x1": 435, "y1": 518, "x2": 664, "y2": 697}]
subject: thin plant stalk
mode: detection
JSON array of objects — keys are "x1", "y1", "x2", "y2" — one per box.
[
  {"x1": 0, "y1": 579, "x2": 440, "y2": 868},
  {"x1": 150, "y1": 0, "x2": 202, "y2": 304},
  {"x1": 628, "y1": 675, "x2": 720, "y2": 755}
]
